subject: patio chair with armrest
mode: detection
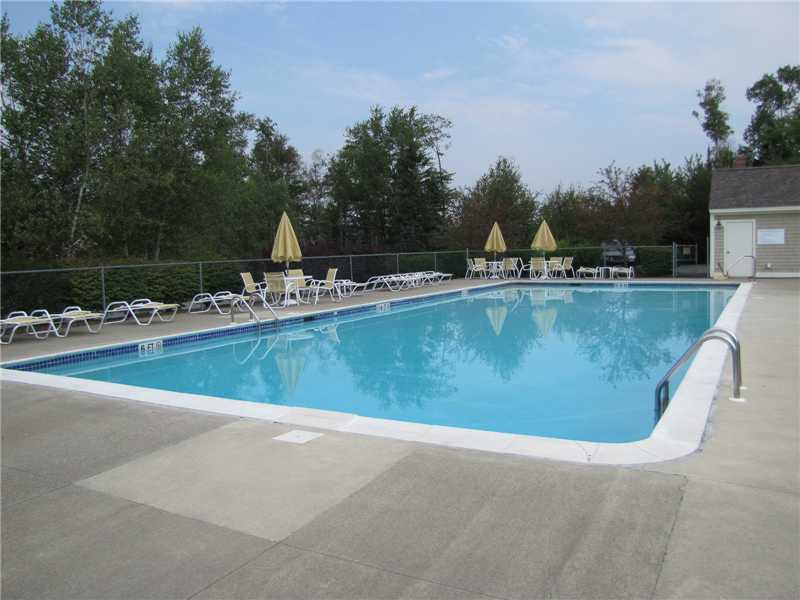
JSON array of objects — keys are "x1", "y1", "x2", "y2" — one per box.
[
  {"x1": 520, "y1": 257, "x2": 546, "y2": 279},
  {"x1": 309, "y1": 268, "x2": 340, "y2": 303},
  {"x1": 240, "y1": 272, "x2": 269, "y2": 307},
  {"x1": 472, "y1": 257, "x2": 488, "y2": 279},
  {"x1": 287, "y1": 269, "x2": 314, "y2": 303}
]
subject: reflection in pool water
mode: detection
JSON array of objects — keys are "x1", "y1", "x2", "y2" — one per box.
[{"x1": 44, "y1": 285, "x2": 735, "y2": 443}]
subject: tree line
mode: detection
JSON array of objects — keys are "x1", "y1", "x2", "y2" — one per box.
[{"x1": 2, "y1": 1, "x2": 798, "y2": 268}]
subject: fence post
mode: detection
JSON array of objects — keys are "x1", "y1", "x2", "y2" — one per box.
[
  {"x1": 434, "y1": 252, "x2": 438, "y2": 272},
  {"x1": 100, "y1": 267, "x2": 107, "y2": 311},
  {"x1": 672, "y1": 242, "x2": 677, "y2": 277},
  {"x1": 396, "y1": 253, "x2": 400, "y2": 273},
  {"x1": 349, "y1": 255, "x2": 354, "y2": 281},
  {"x1": 198, "y1": 262, "x2": 204, "y2": 294},
  {"x1": 466, "y1": 248, "x2": 469, "y2": 259}
]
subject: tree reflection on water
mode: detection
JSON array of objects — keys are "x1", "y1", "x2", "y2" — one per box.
[{"x1": 226, "y1": 285, "x2": 721, "y2": 409}]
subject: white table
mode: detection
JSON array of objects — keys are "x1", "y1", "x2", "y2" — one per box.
[
  {"x1": 537, "y1": 260, "x2": 562, "y2": 279},
  {"x1": 486, "y1": 261, "x2": 504, "y2": 279},
  {"x1": 282, "y1": 275, "x2": 313, "y2": 307}
]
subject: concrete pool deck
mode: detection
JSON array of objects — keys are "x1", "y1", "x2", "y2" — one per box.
[{"x1": 1, "y1": 279, "x2": 798, "y2": 599}]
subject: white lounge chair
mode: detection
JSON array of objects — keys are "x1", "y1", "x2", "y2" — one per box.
[
  {"x1": 189, "y1": 291, "x2": 245, "y2": 314},
  {"x1": 0, "y1": 310, "x2": 58, "y2": 344},
  {"x1": 103, "y1": 298, "x2": 179, "y2": 326},
  {"x1": 345, "y1": 276, "x2": 386, "y2": 296},
  {"x1": 576, "y1": 266, "x2": 598, "y2": 279},
  {"x1": 53, "y1": 306, "x2": 104, "y2": 336},
  {"x1": 611, "y1": 266, "x2": 635, "y2": 279}
]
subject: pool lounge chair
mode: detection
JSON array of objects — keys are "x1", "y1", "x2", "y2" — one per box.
[
  {"x1": 576, "y1": 266, "x2": 598, "y2": 279},
  {"x1": 53, "y1": 306, "x2": 104, "y2": 336},
  {"x1": 426, "y1": 270, "x2": 453, "y2": 284},
  {"x1": 611, "y1": 266, "x2": 635, "y2": 279},
  {"x1": 344, "y1": 275, "x2": 387, "y2": 296},
  {"x1": 0, "y1": 311, "x2": 59, "y2": 344},
  {"x1": 103, "y1": 299, "x2": 179, "y2": 326},
  {"x1": 189, "y1": 291, "x2": 245, "y2": 314}
]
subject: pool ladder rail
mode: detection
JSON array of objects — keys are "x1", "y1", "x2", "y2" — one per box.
[
  {"x1": 655, "y1": 327, "x2": 743, "y2": 416},
  {"x1": 229, "y1": 296, "x2": 278, "y2": 325}
]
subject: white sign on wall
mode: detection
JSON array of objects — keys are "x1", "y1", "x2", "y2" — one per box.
[{"x1": 757, "y1": 228, "x2": 785, "y2": 245}]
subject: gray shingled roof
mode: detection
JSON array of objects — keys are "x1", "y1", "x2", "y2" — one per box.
[{"x1": 710, "y1": 164, "x2": 800, "y2": 210}]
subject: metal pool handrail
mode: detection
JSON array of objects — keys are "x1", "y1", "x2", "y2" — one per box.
[
  {"x1": 230, "y1": 296, "x2": 278, "y2": 324},
  {"x1": 655, "y1": 326, "x2": 742, "y2": 416}
]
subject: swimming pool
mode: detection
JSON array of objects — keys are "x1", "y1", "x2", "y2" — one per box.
[{"x1": 9, "y1": 283, "x2": 737, "y2": 444}]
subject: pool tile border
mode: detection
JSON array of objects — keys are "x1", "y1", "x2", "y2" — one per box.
[{"x1": 0, "y1": 279, "x2": 749, "y2": 466}]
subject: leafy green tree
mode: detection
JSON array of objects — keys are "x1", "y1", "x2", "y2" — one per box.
[
  {"x1": 92, "y1": 15, "x2": 162, "y2": 257},
  {"x1": 454, "y1": 157, "x2": 538, "y2": 249},
  {"x1": 743, "y1": 65, "x2": 800, "y2": 165},
  {"x1": 149, "y1": 27, "x2": 252, "y2": 260},
  {"x1": 1, "y1": 14, "x2": 75, "y2": 263},
  {"x1": 692, "y1": 78, "x2": 734, "y2": 167},
  {"x1": 327, "y1": 106, "x2": 453, "y2": 252},
  {"x1": 541, "y1": 185, "x2": 612, "y2": 244},
  {"x1": 1, "y1": 1, "x2": 116, "y2": 260}
]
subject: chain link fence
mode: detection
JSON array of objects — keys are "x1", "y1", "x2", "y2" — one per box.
[{"x1": 1, "y1": 244, "x2": 697, "y2": 315}]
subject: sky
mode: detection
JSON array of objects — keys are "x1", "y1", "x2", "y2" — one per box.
[{"x1": 4, "y1": 1, "x2": 799, "y2": 193}]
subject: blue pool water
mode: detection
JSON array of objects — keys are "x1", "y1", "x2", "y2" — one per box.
[{"x1": 33, "y1": 284, "x2": 735, "y2": 443}]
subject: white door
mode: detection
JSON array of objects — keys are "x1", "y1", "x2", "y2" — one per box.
[{"x1": 723, "y1": 220, "x2": 754, "y2": 276}]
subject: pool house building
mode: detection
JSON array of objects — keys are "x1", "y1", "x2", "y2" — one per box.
[{"x1": 709, "y1": 162, "x2": 800, "y2": 278}]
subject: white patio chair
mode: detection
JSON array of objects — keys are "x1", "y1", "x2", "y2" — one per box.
[{"x1": 309, "y1": 268, "x2": 341, "y2": 303}]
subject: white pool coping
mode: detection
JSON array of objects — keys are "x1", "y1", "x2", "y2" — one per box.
[{"x1": 0, "y1": 281, "x2": 751, "y2": 465}]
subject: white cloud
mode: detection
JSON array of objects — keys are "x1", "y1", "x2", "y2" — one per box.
[
  {"x1": 294, "y1": 61, "x2": 409, "y2": 106},
  {"x1": 582, "y1": 15, "x2": 621, "y2": 31},
  {"x1": 422, "y1": 68, "x2": 457, "y2": 81},
  {"x1": 492, "y1": 33, "x2": 529, "y2": 54},
  {"x1": 569, "y1": 37, "x2": 699, "y2": 88}
]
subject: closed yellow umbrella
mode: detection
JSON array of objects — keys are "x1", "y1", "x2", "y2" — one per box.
[
  {"x1": 531, "y1": 220, "x2": 557, "y2": 253},
  {"x1": 531, "y1": 220, "x2": 557, "y2": 278},
  {"x1": 484, "y1": 222, "x2": 507, "y2": 260},
  {"x1": 271, "y1": 211, "x2": 302, "y2": 268}
]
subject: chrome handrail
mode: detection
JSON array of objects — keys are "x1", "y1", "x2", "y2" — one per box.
[
  {"x1": 655, "y1": 326, "x2": 742, "y2": 416},
  {"x1": 724, "y1": 255, "x2": 755, "y2": 278},
  {"x1": 230, "y1": 296, "x2": 278, "y2": 323}
]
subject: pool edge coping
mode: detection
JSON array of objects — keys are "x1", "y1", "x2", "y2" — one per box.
[{"x1": 0, "y1": 279, "x2": 750, "y2": 466}]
